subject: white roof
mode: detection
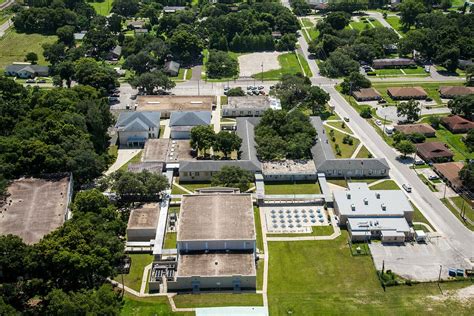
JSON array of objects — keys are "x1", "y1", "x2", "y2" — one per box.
[
  {"x1": 334, "y1": 182, "x2": 413, "y2": 218},
  {"x1": 348, "y1": 217, "x2": 411, "y2": 233}
]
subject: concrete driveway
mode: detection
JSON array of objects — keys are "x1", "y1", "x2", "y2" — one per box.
[
  {"x1": 375, "y1": 105, "x2": 450, "y2": 123},
  {"x1": 105, "y1": 148, "x2": 141, "y2": 175}
]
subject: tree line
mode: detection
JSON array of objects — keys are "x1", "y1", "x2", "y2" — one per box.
[{"x1": 190, "y1": 126, "x2": 242, "y2": 158}]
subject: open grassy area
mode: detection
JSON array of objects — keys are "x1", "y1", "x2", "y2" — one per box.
[
  {"x1": 374, "y1": 66, "x2": 428, "y2": 77},
  {"x1": 355, "y1": 145, "x2": 372, "y2": 158},
  {"x1": 171, "y1": 184, "x2": 189, "y2": 195},
  {"x1": 442, "y1": 198, "x2": 474, "y2": 231},
  {"x1": 116, "y1": 254, "x2": 153, "y2": 292},
  {"x1": 255, "y1": 52, "x2": 309, "y2": 80},
  {"x1": 417, "y1": 174, "x2": 438, "y2": 192},
  {"x1": 89, "y1": 0, "x2": 113, "y2": 16},
  {"x1": 326, "y1": 121, "x2": 353, "y2": 134},
  {"x1": 267, "y1": 225, "x2": 334, "y2": 238},
  {"x1": 450, "y1": 196, "x2": 474, "y2": 222},
  {"x1": 264, "y1": 181, "x2": 322, "y2": 195},
  {"x1": 178, "y1": 181, "x2": 212, "y2": 192},
  {"x1": 257, "y1": 260, "x2": 264, "y2": 291},
  {"x1": 410, "y1": 201, "x2": 435, "y2": 231},
  {"x1": 325, "y1": 126, "x2": 360, "y2": 158},
  {"x1": 385, "y1": 15, "x2": 403, "y2": 33},
  {"x1": 0, "y1": 30, "x2": 57, "y2": 70},
  {"x1": 369, "y1": 180, "x2": 400, "y2": 190},
  {"x1": 173, "y1": 293, "x2": 263, "y2": 308},
  {"x1": 163, "y1": 232, "x2": 176, "y2": 249},
  {"x1": 122, "y1": 294, "x2": 192, "y2": 316},
  {"x1": 371, "y1": 81, "x2": 465, "y2": 105},
  {"x1": 118, "y1": 150, "x2": 143, "y2": 172},
  {"x1": 327, "y1": 178, "x2": 348, "y2": 187},
  {"x1": 254, "y1": 207, "x2": 264, "y2": 252},
  {"x1": 267, "y1": 231, "x2": 474, "y2": 315},
  {"x1": 301, "y1": 18, "x2": 314, "y2": 28}
]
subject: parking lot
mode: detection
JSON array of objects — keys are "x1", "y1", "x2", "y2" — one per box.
[{"x1": 370, "y1": 237, "x2": 472, "y2": 281}]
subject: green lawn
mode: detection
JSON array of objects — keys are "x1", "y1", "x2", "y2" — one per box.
[
  {"x1": 417, "y1": 174, "x2": 438, "y2": 192},
  {"x1": 325, "y1": 126, "x2": 360, "y2": 158},
  {"x1": 122, "y1": 294, "x2": 192, "y2": 316},
  {"x1": 173, "y1": 293, "x2": 263, "y2": 308},
  {"x1": 327, "y1": 179, "x2": 348, "y2": 188},
  {"x1": 301, "y1": 18, "x2": 314, "y2": 28},
  {"x1": 254, "y1": 52, "x2": 310, "y2": 80},
  {"x1": 178, "y1": 181, "x2": 212, "y2": 192},
  {"x1": 374, "y1": 66, "x2": 428, "y2": 77},
  {"x1": 410, "y1": 201, "x2": 435, "y2": 231},
  {"x1": 116, "y1": 254, "x2": 153, "y2": 292},
  {"x1": 171, "y1": 184, "x2": 189, "y2": 195},
  {"x1": 257, "y1": 259, "x2": 264, "y2": 291},
  {"x1": 325, "y1": 121, "x2": 353, "y2": 134},
  {"x1": 349, "y1": 20, "x2": 372, "y2": 32},
  {"x1": 89, "y1": 0, "x2": 113, "y2": 16},
  {"x1": 441, "y1": 198, "x2": 474, "y2": 231},
  {"x1": 267, "y1": 225, "x2": 334, "y2": 237},
  {"x1": 385, "y1": 15, "x2": 403, "y2": 33},
  {"x1": 118, "y1": 150, "x2": 143, "y2": 172},
  {"x1": 163, "y1": 232, "x2": 176, "y2": 249},
  {"x1": 0, "y1": 30, "x2": 57, "y2": 70},
  {"x1": 254, "y1": 207, "x2": 264, "y2": 252},
  {"x1": 264, "y1": 181, "x2": 322, "y2": 195},
  {"x1": 267, "y1": 232, "x2": 474, "y2": 315},
  {"x1": 369, "y1": 180, "x2": 400, "y2": 190},
  {"x1": 450, "y1": 196, "x2": 474, "y2": 222},
  {"x1": 371, "y1": 81, "x2": 465, "y2": 105},
  {"x1": 355, "y1": 145, "x2": 372, "y2": 158}
]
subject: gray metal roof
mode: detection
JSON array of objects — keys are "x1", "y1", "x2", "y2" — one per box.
[
  {"x1": 235, "y1": 117, "x2": 260, "y2": 163},
  {"x1": 5, "y1": 64, "x2": 49, "y2": 74},
  {"x1": 310, "y1": 116, "x2": 335, "y2": 168},
  {"x1": 170, "y1": 111, "x2": 211, "y2": 126},
  {"x1": 179, "y1": 160, "x2": 261, "y2": 173},
  {"x1": 116, "y1": 111, "x2": 160, "y2": 131}
]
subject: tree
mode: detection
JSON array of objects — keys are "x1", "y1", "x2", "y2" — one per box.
[
  {"x1": 167, "y1": 26, "x2": 204, "y2": 65},
  {"x1": 325, "y1": 11, "x2": 351, "y2": 30},
  {"x1": 466, "y1": 65, "x2": 474, "y2": 87},
  {"x1": 275, "y1": 33, "x2": 297, "y2": 51},
  {"x1": 214, "y1": 131, "x2": 242, "y2": 158},
  {"x1": 206, "y1": 50, "x2": 239, "y2": 79},
  {"x1": 211, "y1": 166, "x2": 254, "y2": 192},
  {"x1": 320, "y1": 49, "x2": 360, "y2": 78},
  {"x1": 340, "y1": 72, "x2": 371, "y2": 94},
  {"x1": 56, "y1": 25, "x2": 75, "y2": 46},
  {"x1": 274, "y1": 74, "x2": 312, "y2": 110},
  {"x1": 123, "y1": 51, "x2": 158, "y2": 74},
  {"x1": 112, "y1": 0, "x2": 139, "y2": 16},
  {"x1": 435, "y1": 47, "x2": 460, "y2": 73},
  {"x1": 73, "y1": 58, "x2": 118, "y2": 91},
  {"x1": 108, "y1": 14, "x2": 123, "y2": 34},
  {"x1": 397, "y1": 99, "x2": 420, "y2": 123},
  {"x1": 440, "y1": 0, "x2": 452, "y2": 11},
  {"x1": 306, "y1": 86, "x2": 330, "y2": 115},
  {"x1": 396, "y1": 140, "x2": 416, "y2": 158},
  {"x1": 360, "y1": 106, "x2": 372, "y2": 118},
  {"x1": 459, "y1": 162, "x2": 474, "y2": 191},
  {"x1": 428, "y1": 115, "x2": 441, "y2": 129},
  {"x1": 464, "y1": 129, "x2": 474, "y2": 152},
  {"x1": 107, "y1": 170, "x2": 169, "y2": 199},
  {"x1": 24, "y1": 52, "x2": 38, "y2": 64},
  {"x1": 130, "y1": 71, "x2": 175, "y2": 95},
  {"x1": 226, "y1": 87, "x2": 245, "y2": 96},
  {"x1": 0, "y1": 235, "x2": 30, "y2": 283},
  {"x1": 399, "y1": 0, "x2": 426, "y2": 30},
  {"x1": 448, "y1": 95, "x2": 474, "y2": 119},
  {"x1": 190, "y1": 125, "x2": 216, "y2": 156}
]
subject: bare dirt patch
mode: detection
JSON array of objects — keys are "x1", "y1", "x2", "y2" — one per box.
[{"x1": 238, "y1": 52, "x2": 282, "y2": 77}]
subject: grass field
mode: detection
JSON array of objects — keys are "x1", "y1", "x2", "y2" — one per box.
[
  {"x1": 325, "y1": 127, "x2": 360, "y2": 158},
  {"x1": 178, "y1": 181, "x2": 212, "y2": 192},
  {"x1": 442, "y1": 198, "x2": 474, "y2": 231},
  {"x1": 163, "y1": 232, "x2": 176, "y2": 249},
  {"x1": 122, "y1": 294, "x2": 192, "y2": 316},
  {"x1": 374, "y1": 66, "x2": 428, "y2": 77},
  {"x1": 369, "y1": 180, "x2": 400, "y2": 190},
  {"x1": 0, "y1": 30, "x2": 57, "y2": 70},
  {"x1": 267, "y1": 225, "x2": 334, "y2": 238},
  {"x1": 425, "y1": 125, "x2": 474, "y2": 161},
  {"x1": 325, "y1": 121, "x2": 353, "y2": 134},
  {"x1": 264, "y1": 181, "x2": 322, "y2": 195},
  {"x1": 255, "y1": 52, "x2": 311, "y2": 80},
  {"x1": 267, "y1": 232, "x2": 474, "y2": 315},
  {"x1": 450, "y1": 196, "x2": 474, "y2": 222},
  {"x1": 254, "y1": 207, "x2": 264, "y2": 252},
  {"x1": 171, "y1": 184, "x2": 189, "y2": 195},
  {"x1": 173, "y1": 293, "x2": 263, "y2": 308},
  {"x1": 355, "y1": 145, "x2": 372, "y2": 158},
  {"x1": 371, "y1": 81, "x2": 465, "y2": 105},
  {"x1": 116, "y1": 254, "x2": 153, "y2": 292},
  {"x1": 89, "y1": 0, "x2": 113, "y2": 16},
  {"x1": 385, "y1": 15, "x2": 403, "y2": 33},
  {"x1": 417, "y1": 174, "x2": 438, "y2": 192}
]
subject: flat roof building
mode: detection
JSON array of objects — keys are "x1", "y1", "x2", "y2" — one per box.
[
  {"x1": 0, "y1": 175, "x2": 72, "y2": 244},
  {"x1": 223, "y1": 96, "x2": 281, "y2": 117},
  {"x1": 127, "y1": 203, "x2": 160, "y2": 242},
  {"x1": 142, "y1": 139, "x2": 194, "y2": 163},
  {"x1": 333, "y1": 183, "x2": 414, "y2": 243},
  {"x1": 372, "y1": 58, "x2": 416, "y2": 69},
  {"x1": 136, "y1": 95, "x2": 215, "y2": 118}
]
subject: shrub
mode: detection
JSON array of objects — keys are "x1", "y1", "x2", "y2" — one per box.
[
  {"x1": 348, "y1": 138, "x2": 354, "y2": 145},
  {"x1": 360, "y1": 107, "x2": 372, "y2": 118},
  {"x1": 366, "y1": 71, "x2": 376, "y2": 76}
]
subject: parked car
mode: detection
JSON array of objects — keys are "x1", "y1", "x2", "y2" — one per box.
[
  {"x1": 378, "y1": 99, "x2": 387, "y2": 104},
  {"x1": 375, "y1": 120, "x2": 382, "y2": 126},
  {"x1": 428, "y1": 175, "x2": 439, "y2": 181},
  {"x1": 414, "y1": 160, "x2": 425, "y2": 165},
  {"x1": 37, "y1": 79, "x2": 46, "y2": 83},
  {"x1": 269, "y1": 85, "x2": 275, "y2": 89},
  {"x1": 26, "y1": 79, "x2": 36, "y2": 83},
  {"x1": 259, "y1": 90, "x2": 266, "y2": 95},
  {"x1": 247, "y1": 86, "x2": 252, "y2": 90},
  {"x1": 258, "y1": 86, "x2": 264, "y2": 90},
  {"x1": 402, "y1": 184, "x2": 412, "y2": 193},
  {"x1": 344, "y1": 117, "x2": 350, "y2": 122},
  {"x1": 247, "y1": 91, "x2": 253, "y2": 96}
]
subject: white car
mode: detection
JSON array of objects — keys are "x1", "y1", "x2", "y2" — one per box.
[
  {"x1": 402, "y1": 184, "x2": 412, "y2": 193},
  {"x1": 375, "y1": 119, "x2": 382, "y2": 126}
]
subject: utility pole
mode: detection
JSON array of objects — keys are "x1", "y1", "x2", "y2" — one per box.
[
  {"x1": 261, "y1": 62, "x2": 264, "y2": 83},
  {"x1": 443, "y1": 182, "x2": 447, "y2": 199},
  {"x1": 382, "y1": 115, "x2": 387, "y2": 139},
  {"x1": 437, "y1": 265, "x2": 443, "y2": 293},
  {"x1": 197, "y1": 78, "x2": 200, "y2": 96}
]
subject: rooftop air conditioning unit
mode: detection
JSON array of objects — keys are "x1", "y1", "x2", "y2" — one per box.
[
  {"x1": 364, "y1": 198, "x2": 368, "y2": 205},
  {"x1": 381, "y1": 204, "x2": 386, "y2": 211},
  {"x1": 351, "y1": 204, "x2": 356, "y2": 211},
  {"x1": 346, "y1": 192, "x2": 351, "y2": 199},
  {"x1": 376, "y1": 193, "x2": 380, "y2": 199}
]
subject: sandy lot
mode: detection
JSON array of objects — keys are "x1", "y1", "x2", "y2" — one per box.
[{"x1": 238, "y1": 52, "x2": 282, "y2": 77}]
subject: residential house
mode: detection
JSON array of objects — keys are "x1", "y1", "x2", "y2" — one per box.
[
  {"x1": 439, "y1": 86, "x2": 474, "y2": 99},
  {"x1": 164, "y1": 61, "x2": 180, "y2": 77},
  {"x1": 5, "y1": 63, "x2": 49, "y2": 78},
  {"x1": 73, "y1": 31, "x2": 87, "y2": 41},
  {"x1": 387, "y1": 87, "x2": 428, "y2": 100},
  {"x1": 116, "y1": 111, "x2": 161, "y2": 147},
  {"x1": 352, "y1": 88, "x2": 382, "y2": 102},
  {"x1": 416, "y1": 142, "x2": 454, "y2": 162},
  {"x1": 394, "y1": 123, "x2": 436, "y2": 137},
  {"x1": 169, "y1": 111, "x2": 212, "y2": 139},
  {"x1": 441, "y1": 115, "x2": 474, "y2": 133},
  {"x1": 134, "y1": 28, "x2": 148, "y2": 35},
  {"x1": 107, "y1": 46, "x2": 122, "y2": 61},
  {"x1": 433, "y1": 161, "x2": 465, "y2": 192},
  {"x1": 163, "y1": 6, "x2": 186, "y2": 13}
]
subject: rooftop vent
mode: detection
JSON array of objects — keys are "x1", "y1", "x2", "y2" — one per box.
[
  {"x1": 363, "y1": 198, "x2": 368, "y2": 205},
  {"x1": 351, "y1": 204, "x2": 356, "y2": 211},
  {"x1": 376, "y1": 193, "x2": 380, "y2": 199},
  {"x1": 381, "y1": 204, "x2": 386, "y2": 211},
  {"x1": 346, "y1": 192, "x2": 351, "y2": 199}
]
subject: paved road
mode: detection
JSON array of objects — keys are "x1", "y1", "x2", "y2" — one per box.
[
  {"x1": 0, "y1": 18, "x2": 12, "y2": 38},
  {"x1": 0, "y1": 0, "x2": 14, "y2": 10},
  {"x1": 365, "y1": 11, "x2": 403, "y2": 38}
]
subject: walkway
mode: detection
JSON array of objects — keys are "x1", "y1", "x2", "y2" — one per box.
[
  {"x1": 0, "y1": 18, "x2": 12, "y2": 38},
  {"x1": 105, "y1": 148, "x2": 141, "y2": 175}
]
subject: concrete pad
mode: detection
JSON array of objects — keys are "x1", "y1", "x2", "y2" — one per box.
[{"x1": 238, "y1": 52, "x2": 282, "y2": 77}]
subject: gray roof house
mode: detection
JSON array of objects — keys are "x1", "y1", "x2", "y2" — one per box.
[
  {"x1": 169, "y1": 111, "x2": 211, "y2": 139},
  {"x1": 164, "y1": 61, "x2": 180, "y2": 77},
  {"x1": 311, "y1": 117, "x2": 390, "y2": 178},
  {"x1": 73, "y1": 31, "x2": 87, "y2": 41},
  {"x1": 116, "y1": 111, "x2": 161, "y2": 147},
  {"x1": 107, "y1": 46, "x2": 122, "y2": 61},
  {"x1": 5, "y1": 64, "x2": 49, "y2": 79}
]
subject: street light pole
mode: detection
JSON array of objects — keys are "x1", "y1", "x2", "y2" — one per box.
[{"x1": 261, "y1": 62, "x2": 264, "y2": 83}]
